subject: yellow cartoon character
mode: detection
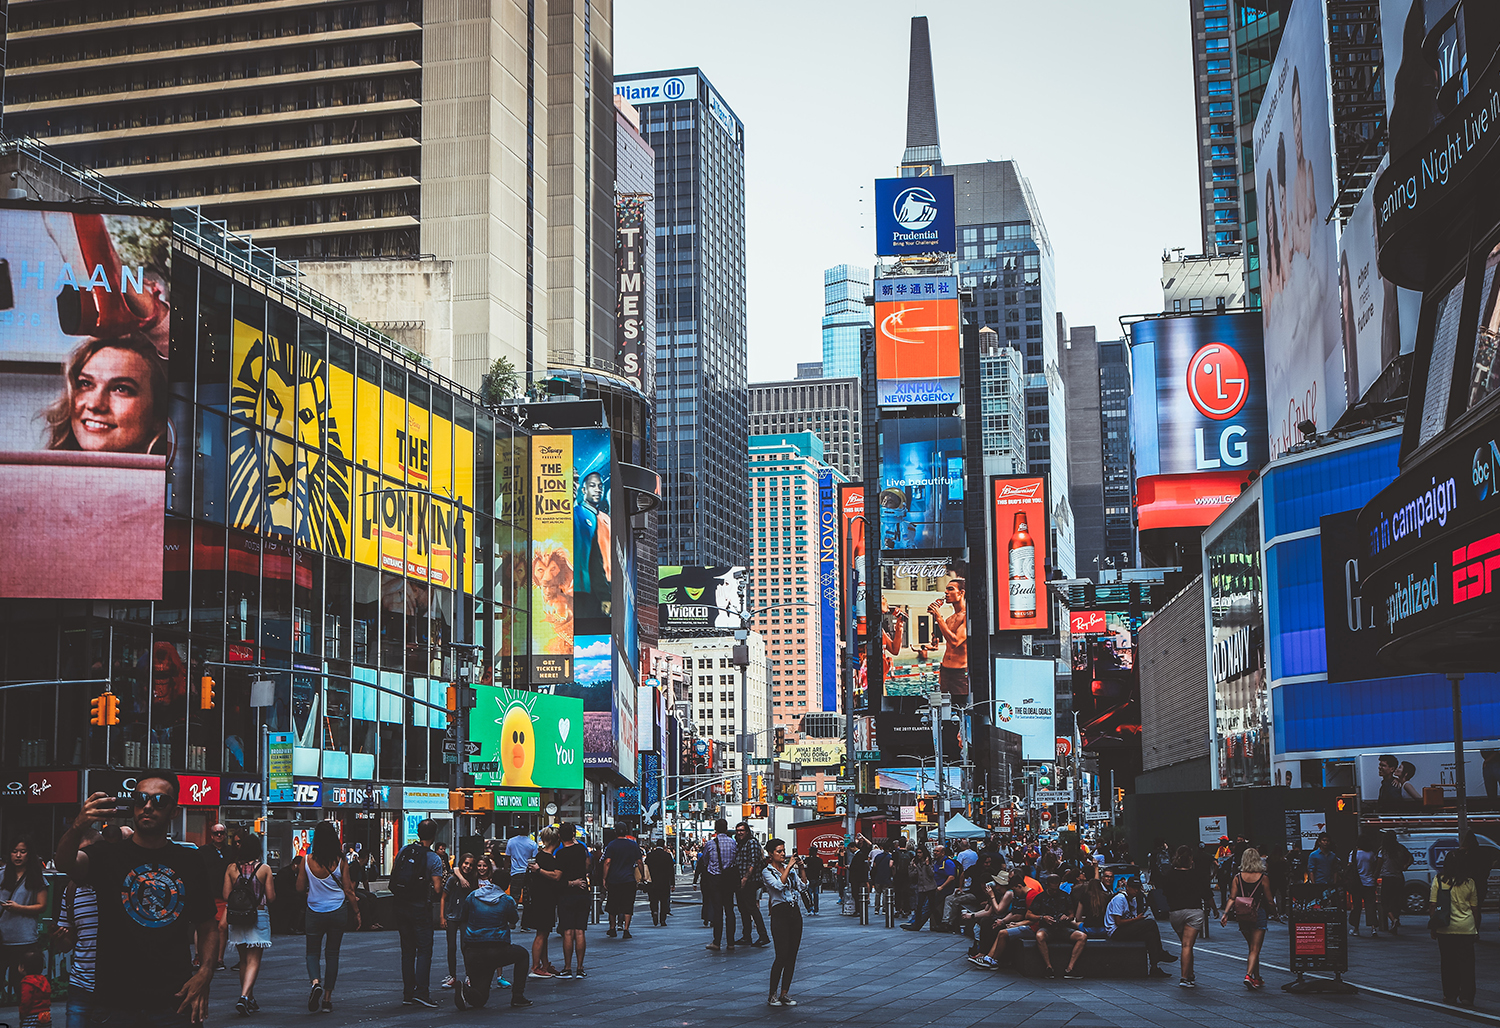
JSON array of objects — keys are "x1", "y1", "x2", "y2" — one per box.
[{"x1": 498, "y1": 701, "x2": 537, "y2": 788}]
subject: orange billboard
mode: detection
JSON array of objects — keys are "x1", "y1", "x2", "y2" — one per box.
[{"x1": 874, "y1": 276, "x2": 960, "y2": 405}]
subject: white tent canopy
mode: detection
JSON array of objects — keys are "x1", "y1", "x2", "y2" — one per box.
[{"x1": 941, "y1": 813, "x2": 987, "y2": 839}]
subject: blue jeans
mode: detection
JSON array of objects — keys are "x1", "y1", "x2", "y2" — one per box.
[
  {"x1": 66, "y1": 986, "x2": 93, "y2": 1028},
  {"x1": 808, "y1": 881, "x2": 820, "y2": 913},
  {"x1": 906, "y1": 892, "x2": 937, "y2": 930}
]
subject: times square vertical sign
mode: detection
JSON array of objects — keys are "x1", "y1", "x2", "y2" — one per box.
[{"x1": 616, "y1": 197, "x2": 647, "y2": 391}]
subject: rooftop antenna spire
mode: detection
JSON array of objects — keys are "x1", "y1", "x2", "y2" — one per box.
[{"x1": 901, "y1": 16, "x2": 943, "y2": 176}]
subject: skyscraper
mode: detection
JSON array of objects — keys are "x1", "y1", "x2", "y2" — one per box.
[
  {"x1": 977, "y1": 327, "x2": 1027, "y2": 476},
  {"x1": 748, "y1": 377, "x2": 863, "y2": 481},
  {"x1": 822, "y1": 264, "x2": 872, "y2": 378},
  {"x1": 746, "y1": 433, "x2": 844, "y2": 728},
  {"x1": 2, "y1": 0, "x2": 620, "y2": 389},
  {"x1": 616, "y1": 68, "x2": 748, "y2": 567},
  {"x1": 1061, "y1": 322, "x2": 1135, "y2": 580}
]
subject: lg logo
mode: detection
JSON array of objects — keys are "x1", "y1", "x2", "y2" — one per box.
[{"x1": 1188, "y1": 343, "x2": 1251, "y2": 471}]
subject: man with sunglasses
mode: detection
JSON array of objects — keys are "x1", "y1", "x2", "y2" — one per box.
[
  {"x1": 202, "y1": 824, "x2": 231, "y2": 972},
  {"x1": 57, "y1": 772, "x2": 219, "y2": 1026}
]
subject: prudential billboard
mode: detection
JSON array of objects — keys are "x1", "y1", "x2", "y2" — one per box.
[{"x1": 875, "y1": 176, "x2": 955, "y2": 256}]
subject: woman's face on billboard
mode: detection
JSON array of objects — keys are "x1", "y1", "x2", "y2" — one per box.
[{"x1": 71, "y1": 345, "x2": 158, "y2": 452}]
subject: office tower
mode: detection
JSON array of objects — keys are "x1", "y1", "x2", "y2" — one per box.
[
  {"x1": 822, "y1": 264, "x2": 872, "y2": 378},
  {"x1": 616, "y1": 68, "x2": 748, "y2": 567},
  {"x1": 1189, "y1": 0, "x2": 1257, "y2": 258},
  {"x1": 747, "y1": 433, "x2": 845, "y2": 729},
  {"x1": 1061, "y1": 322, "x2": 1135, "y2": 581},
  {"x1": 748, "y1": 377, "x2": 863, "y2": 481},
  {"x1": 2, "y1": 0, "x2": 620, "y2": 389},
  {"x1": 661, "y1": 634, "x2": 768, "y2": 776},
  {"x1": 796, "y1": 362, "x2": 824, "y2": 379},
  {"x1": 1162, "y1": 249, "x2": 1248, "y2": 311},
  {"x1": 978, "y1": 327, "x2": 1027, "y2": 476},
  {"x1": 901, "y1": 16, "x2": 942, "y2": 177}
]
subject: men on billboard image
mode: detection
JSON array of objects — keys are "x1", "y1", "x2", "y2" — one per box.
[
  {"x1": 573, "y1": 428, "x2": 613, "y2": 623},
  {"x1": 1253, "y1": 2, "x2": 1341, "y2": 457},
  {"x1": 0, "y1": 204, "x2": 173, "y2": 600},
  {"x1": 879, "y1": 417, "x2": 965, "y2": 550},
  {"x1": 879, "y1": 558, "x2": 969, "y2": 698}
]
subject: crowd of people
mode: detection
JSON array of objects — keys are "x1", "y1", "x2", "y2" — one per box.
[{"x1": 0, "y1": 775, "x2": 1494, "y2": 1022}]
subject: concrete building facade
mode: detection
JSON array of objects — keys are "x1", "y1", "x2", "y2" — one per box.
[
  {"x1": 3, "y1": 0, "x2": 621, "y2": 390},
  {"x1": 661, "y1": 634, "x2": 768, "y2": 778},
  {"x1": 747, "y1": 378, "x2": 863, "y2": 481}
]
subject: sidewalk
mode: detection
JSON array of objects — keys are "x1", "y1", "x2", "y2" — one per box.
[{"x1": 1189, "y1": 916, "x2": 1498, "y2": 1012}]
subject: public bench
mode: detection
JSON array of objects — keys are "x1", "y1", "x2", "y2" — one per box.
[{"x1": 1015, "y1": 936, "x2": 1150, "y2": 978}]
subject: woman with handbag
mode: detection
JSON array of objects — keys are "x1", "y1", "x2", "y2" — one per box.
[
  {"x1": 1220, "y1": 848, "x2": 1274, "y2": 990},
  {"x1": 761, "y1": 839, "x2": 804, "y2": 1007},
  {"x1": 1429, "y1": 852, "x2": 1478, "y2": 1007},
  {"x1": 299, "y1": 821, "x2": 361, "y2": 1013},
  {"x1": 223, "y1": 836, "x2": 276, "y2": 1016}
]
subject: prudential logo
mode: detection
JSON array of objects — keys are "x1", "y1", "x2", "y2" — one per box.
[
  {"x1": 893, "y1": 187, "x2": 939, "y2": 231},
  {"x1": 663, "y1": 77, "x2": 686, "y2": 100}
]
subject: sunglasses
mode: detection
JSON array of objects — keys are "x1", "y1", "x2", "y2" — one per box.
[{"x1": 129, "y1": 791, "x2": 176, "y2": 809}]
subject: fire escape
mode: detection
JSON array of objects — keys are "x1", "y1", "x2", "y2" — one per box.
[{"x1": 1327, "y1": 0, "x2": 1387, "y2": 226}]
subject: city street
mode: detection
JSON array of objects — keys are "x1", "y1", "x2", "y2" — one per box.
[{"x1": 198, "y1": 896, "x2": 1498, "y2": 1027}]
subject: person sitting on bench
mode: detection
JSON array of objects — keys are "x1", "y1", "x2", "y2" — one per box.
[
  {"x1": 1105, "y1": 878, "x2": 1176, "y2": 977},
  {"x1": 1031, "y1": 876, "x2": 1088, "y2": 980}
]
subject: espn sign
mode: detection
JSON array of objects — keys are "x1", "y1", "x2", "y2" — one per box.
[
  {"x1": 1069, "y1": 610, "x2": 1107, "y2": 634},
  {"x1": 1453, "y1": 532, "x2": 1500, "y2": 605}
]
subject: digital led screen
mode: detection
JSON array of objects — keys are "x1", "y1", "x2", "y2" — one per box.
[
  {"x1": 991, "y1": 476, "x2": 1050, "y2": 633},
  {"x1": 873, "y1": 277, "x2": 961, "y2": 405},
  {"x1": 878, "y1": 416, "x2": 964, "y2": 550}
]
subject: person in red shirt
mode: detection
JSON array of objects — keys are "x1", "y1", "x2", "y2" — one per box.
[{"x1": 19, "y1": 948, "x2": 52, "y2": 1028}]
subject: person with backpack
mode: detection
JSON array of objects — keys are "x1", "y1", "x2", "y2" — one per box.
[
  {"x1": 1219, "y1": 847, "x2": 1274, "y2": 990},
  {"x1": 1380, "y1": 832, "x2": 1413, "y2": 934},
  {"x1": 1430, "y1": 851, "x2": 1478, "y2": 1007},
  {"x1": 222, "y1": 835, "x2": 275, "y2": 1015},
  {"x1": 389, "y1": 819, "x2": 445, "y2": 1008},
  {"x1": 298, "y1": 821, "x2": 361, "y2": 1014}
]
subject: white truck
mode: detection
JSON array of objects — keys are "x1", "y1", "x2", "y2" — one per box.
[{"x1": 1392, "y1": 832, "x2": 1500, "y2": 914}]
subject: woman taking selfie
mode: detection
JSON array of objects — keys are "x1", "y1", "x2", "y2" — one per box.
[{"x1": 760, "y1": 838, "x2": 805, "y2": 1008}]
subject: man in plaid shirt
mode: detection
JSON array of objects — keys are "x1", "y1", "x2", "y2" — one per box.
[{"x1": 731, "y1": 822, "x2": 771, "y2": 947}]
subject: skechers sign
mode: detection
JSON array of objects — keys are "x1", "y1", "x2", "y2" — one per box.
[
  {"x1": 874, "y1": 176, "x2": 955, "y2": 256},
  {"x1": 615, "y1": 74, "x2": 696, "y2": 104},
  {"x1": 1128, "y1": 314, "x2": 1269, "y2": 477}
]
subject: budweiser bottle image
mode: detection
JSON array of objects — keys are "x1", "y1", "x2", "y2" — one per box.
[{"x1": 1008, "y1": 511, "x2": 1037, "y2": 620}]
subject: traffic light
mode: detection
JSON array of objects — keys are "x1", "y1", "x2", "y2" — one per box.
[
  {"x1": 750, "y1": 803, "x2": 768, "y2": 819},
  {"x1": 253, "y1": 818, "x2": 266, "y2": 834},
  {"x1": 449, "y1": 789, "x2": 495, "y2": 811},
  {"x1": 916, "y1": 796, "x2": 934, "y2": 823},
  {"x1": 775, "y1": 726, "x2": 786, "y2": 754},
  {"x1": 199, "y1": 674, "x2": 216, "y2": 710},
  {"x1": 757, "y1": 774, "x2": 766, "y2": 803},
  {"x1": 91, "y1": 692, "x2": 120, "y2": 726},
  {"x1": 1336, "y1": 794, "x2": 1357, "y2": 813},
  {"x1": 1038, "y1": 775, "x2": 1051, "y2": 788},
  {"x1": 1114, "y1": 787, "x2": 1125, "y2": 809}
]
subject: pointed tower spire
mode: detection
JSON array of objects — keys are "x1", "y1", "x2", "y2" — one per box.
[{"x1": 902, "y1": 16, "x2": 942, "y2": 175}]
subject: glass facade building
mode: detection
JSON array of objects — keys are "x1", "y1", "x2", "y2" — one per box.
[
  {"x1": 616, "y1": 68, "x2": 748, "y2": 567},
  {"x1": 821, "y1": 264, "x2": 871, "y2": 379}
]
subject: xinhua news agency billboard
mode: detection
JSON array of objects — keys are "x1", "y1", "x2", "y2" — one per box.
[
  {"x1": 0, "y1": 203, "x2": 172, "y2": 600},
  {"x1": 873, "y1": 276, "x2": 960, "y2": 406},
  {"x1": 874, "y1": 176, "x2": 955, "y2": 256}
]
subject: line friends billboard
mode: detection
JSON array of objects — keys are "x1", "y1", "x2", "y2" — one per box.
[
  {"x1": 874, "y1": 276, "x2": 960, "y2": 406},
  {"x1": 0, "y1": 204, "x2": 172, "y2": 600}
]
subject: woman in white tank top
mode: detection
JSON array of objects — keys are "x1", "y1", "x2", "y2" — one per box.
[{"x1": 297, "y1": 822, "x2": 361, "y2": 1012}]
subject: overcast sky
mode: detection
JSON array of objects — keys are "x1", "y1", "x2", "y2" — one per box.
[{"x1": 615, "y1": 0, "x2": 1204, "y2": 382}]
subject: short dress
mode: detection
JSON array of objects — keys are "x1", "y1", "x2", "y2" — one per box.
[{"x1": 226, "y1": 862, "x2": 272, "y2": 948}]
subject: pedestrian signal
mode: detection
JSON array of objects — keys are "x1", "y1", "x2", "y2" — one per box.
[
  {"x1": 199, "y1": 674, "x2": 216, "y2": 710},
  {"x1": 915, "y1": 796, "x2": 935, "y2": 823}
]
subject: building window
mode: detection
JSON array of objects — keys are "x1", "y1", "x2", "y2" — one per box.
[
  {"x1": 1204, "y1": 17, "x2": 1229, "y2": 30},
  {"x1": 1207, "y1": 79, "x2": 1232, "y2": 95},
  {"x1": 1208, "y1": 102, "x2": 1234, "y2": 117},
  {"x1": 1205, "y1": 37, "x2": 1229, "y2": 53}
]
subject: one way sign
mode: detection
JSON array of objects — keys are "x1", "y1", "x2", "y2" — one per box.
[{"x1": 442, "y1": 740, "x2": 481, "y2": 756}]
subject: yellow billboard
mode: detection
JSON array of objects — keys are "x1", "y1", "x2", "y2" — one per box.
[{"x1": 229, "y1": 317, "x2": 472, "y2": 590}]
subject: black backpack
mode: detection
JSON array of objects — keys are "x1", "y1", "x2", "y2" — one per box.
[
  {"x1": 226, "y1": 862, "x2": 260, "y2": 926},
  {"x1": 389, "y1": 844, "x2": 429, "y2": 900}
]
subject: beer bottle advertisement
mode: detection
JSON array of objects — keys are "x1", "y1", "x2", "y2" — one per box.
[{"x1": 991, "y1": 475, "x2": 1050, "y2": 632}]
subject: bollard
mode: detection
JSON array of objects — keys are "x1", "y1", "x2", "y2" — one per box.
[
  {"x1": 860, "y1": 887, "x2": 869, "y2": 925},
  {"x1": 886, "y1": 888, "x2": 896, "y2": 928}
]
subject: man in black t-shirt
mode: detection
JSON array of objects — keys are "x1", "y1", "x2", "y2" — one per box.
[{"x1": 57, "y1": 770, "x2": 219, "y2": 1025}]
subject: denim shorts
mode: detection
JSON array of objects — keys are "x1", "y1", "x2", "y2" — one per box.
[{"x1": 1237, "y1": 909, "x2": 1268, "y2": 934}]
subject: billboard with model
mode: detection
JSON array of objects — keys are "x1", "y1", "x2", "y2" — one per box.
[
  {"x1": 878, "y1": 415, "x2": 965, "y2": 550},
  {"x1": 1337, "y1": 180, "x2": 1419, "y2": 415},
  {"x1": 0, "y1": 204, "x2": 172, "y2": 600},
  {"x1": 879, "y1": 556, "x2": 969, "y2": 699},
  {"x1": 1253, "y1": 0, "x2": 1341, "y2": 457},
  {"x1": 873, "y1": 276, "x2": 961, "y2": 405}
]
